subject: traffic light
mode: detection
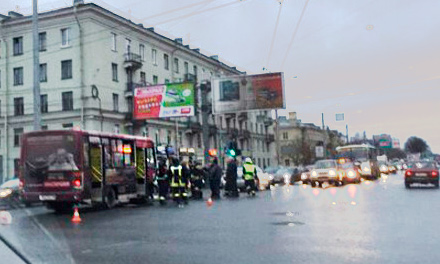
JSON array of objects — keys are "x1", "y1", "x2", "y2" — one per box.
[
  {"x1": 225, "y1": 141, "x2": 241, "y2": 157},
  {"x1": 208, "y1": 148, "x2": 218, "y2": 157}
]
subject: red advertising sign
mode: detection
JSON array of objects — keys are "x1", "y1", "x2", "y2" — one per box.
[{"x1": 212, "y1": 72, "x2": 285, "y2": 114}]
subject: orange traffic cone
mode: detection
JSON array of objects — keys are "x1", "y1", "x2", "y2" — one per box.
[
  {"x1": 71, "y1": 207, "x2": 82, "y2": 223},
  {"x1": 206, "y1": 198, "x2": 213, "y2": 207}
]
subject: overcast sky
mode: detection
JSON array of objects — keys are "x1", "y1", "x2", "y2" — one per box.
[{"x1": 2, "y1": 0, "x2": 440, "y2": 153}]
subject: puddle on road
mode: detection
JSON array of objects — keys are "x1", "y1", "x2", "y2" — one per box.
[
  {"x1": 270, "y1": 221, "x2": 305, "y2": 226},
  {"x1": 271, "y1": 211, "x2": 301, "y2": 217}
]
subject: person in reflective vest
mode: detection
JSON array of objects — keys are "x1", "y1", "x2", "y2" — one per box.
[
  {"x1": 169, "y1": 158, "x2": 189, "y2": 204},
  {"x1": 156, "y1": 160, "x2": 169, "y2": 203},
  {"x1": 243, "y1": 157, "x2": 257, "y2": 196}
]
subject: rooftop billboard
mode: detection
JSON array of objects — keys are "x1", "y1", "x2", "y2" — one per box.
[{"x1": 212, "y1": 72, "x2": 285, "y2": 114}]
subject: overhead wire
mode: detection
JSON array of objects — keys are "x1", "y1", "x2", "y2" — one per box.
[
  {"x1": 265, "y1": 1, "x2": 283, "y2": 69},
  {"x1": 280, "y1": 0, "x2": 310, "y2": 70}
]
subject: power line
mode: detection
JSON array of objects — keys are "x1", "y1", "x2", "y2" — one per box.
[
  {"x1": 280, "y1": 0, "x2": 310, "y2": 70},
  {"x1": 154, "y1": 0, "x2": 248, "y2": 26},
  {"x1": 265, "y1": 2, "x2": 283, "y2": 68},
  {"x1": 139, "y1": 0, "x2": 216, "y2": 21}
]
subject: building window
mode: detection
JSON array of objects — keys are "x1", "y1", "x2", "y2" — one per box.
[
  {"x1": 41, "y1": 125, "x2": 48, "y2": 130},
  {"x1": 13, "y1": 37, "x2": 23, "y2": 55},
  {"x1": 184, "y1": 62, "x2": 189, "y2": 74},
  {"x1": 125, "y1": 38, "x2": 131, "y2": 53},
  {"x1": 61, "y1": 60, "x2": 72, "y2": 79},
  {"x1": 285, "y1": 159, "x2": 290, "y2": 166},
  {"x1": 165, "y1": 79, "x2": 170, "y2": 84},
  {"x1": 41, "y1": 94, "x2": 48, "y2": 113},
  {"x1": 152, "y1": 49, "x2": 157, "y2": 65},
  {"x1": 139, "y1": 44, "x2": 145, "y2": 61},
  {"x1": 14, "y1": 97, "x2": 24, "y2": 116},
  {"x1": 111, "y1": 33, "x2": 117, "y2": 51},
  {"x1": 40, "y1": 63, "x2": 47, "y2": 82},
  {"x1": 38, "y1": 32, "x2": 47, "y2": 51},
  {"x1": 282, "y1": 132, "x2": 288, "y2": 140},
  {"x1": 62, "y1": 123, "x2": 73, "y2": 128},
  {"x1": 13, "y1": 67, "x2": 23, "y2": 86},
  {"x1": 164, "y1": 54, "x2": 169, "y2": 70},
  {"x1": 62, "y1": 91, "x2": 73, "y2": 111},
  {"x1": 153, "y1": 75, "x2": 158, "y2": 84},
  {"x1": 61, "y1": 28, "x2": 70, "y2": 46},
  {"x1": 112, "y1": 63, "x2": 118, "y2": 82},
  {"x1": 140, "y1": 72, "x2": 146, "y2": 84},
  {"x1": 14, "y1": 128, "x2": 23, "y2": 147},
  {"x1": 193, "y1": 65, "x2": 198, "y2": 77},
  {"x1": 174, "y1": 58, "x2": 179, "y2": 73},
  {"x1": 113, "y1": 93, "x2": 119, "y2": 112}
]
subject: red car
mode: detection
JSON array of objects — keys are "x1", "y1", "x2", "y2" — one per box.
[{"x1": 404, "y1": 161, "x2": 439, "y2": 189}]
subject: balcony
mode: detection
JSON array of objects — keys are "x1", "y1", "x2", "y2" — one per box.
[
  {"x1": 185, "y1": 121, "x2": 202, "y2": 134},
  {"x1": 265, "y1": 134, "x2": 275, "y2": 143},
  {"x1": 238, "y1": 129, "x2": 251, "y2": 139},
  {"x1": 264, "y1": 118, "x2": 274, "y2": 127},
  {"x1": 238, "y1": 112, "x2": 248, "y2": 122},
  {"x1": 184, "y1": 73, "x2": 197, "y2": 83},
  {"x1": 228, "y1": 128, "x2": 239, "y2": 139},
  {"x1": 125, "y1": 82, "x2": 146, "y2": 97},
  {"x1": 123, "y1": 53, "x2": 143, "y2": 70}
]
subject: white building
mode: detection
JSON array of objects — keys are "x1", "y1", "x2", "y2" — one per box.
[{"x1": 0, "y1": 2, "x2": 275, "y2": 181}]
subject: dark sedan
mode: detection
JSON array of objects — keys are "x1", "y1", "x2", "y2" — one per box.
[{"x1": 404, "y1": 161, "x2": 439, "y2": 188}]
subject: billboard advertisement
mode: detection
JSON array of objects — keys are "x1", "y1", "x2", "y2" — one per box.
[
  {"x1": 134, "y1": 83, "x2": 195, "y2": 119},
  {"x1": 212, "y1": 72, "x2": 285, "y2": 114}
]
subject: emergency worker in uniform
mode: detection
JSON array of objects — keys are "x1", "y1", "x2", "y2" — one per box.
[
  {"x1": 209, "y1": 158, "x2": 223, "y2": 200},
  {"x1": 156, "y1": 160, "x2": 169, "y2": 204},
  {"x1": 190, "y1": 161, "x2": 204, "y2": 199},
  {"x1": 169, "y1": 158, "x2": 189, "y2": 204},
  {"x1": 243, "y1": 157, "x2": 258, "y2": 196}
]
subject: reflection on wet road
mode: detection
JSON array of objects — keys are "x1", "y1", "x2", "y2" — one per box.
[{"x1": 1, "y1": 171, "x2": 440, "y2": 264}]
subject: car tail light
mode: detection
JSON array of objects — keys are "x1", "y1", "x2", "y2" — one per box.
[
  {"x1": 72, "y1": 171, "x2": 82, "y2": 189},
  {"x1": 72, "y1": 179, "x2": 82, "y2": 188},
  {"x1": 405, "y1": 170, "x2": 413, "y2": 177},
  {"x1": 432, "y1": 171, "x2": 439, "y2": 177}
]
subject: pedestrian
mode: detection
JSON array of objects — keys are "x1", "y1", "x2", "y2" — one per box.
[
  {"x1": 225, "y1": 156, "x2": 239, "y2": 197},
  {"x1": 156, "y1": 160, "x2": 169, "y2": 204},
  {"x1": 209, "y1": 158, "x2": 223, "y2": 200},
  {"x1": 190, "y1": 161, "x2": 204, "y2": 199},
  {"x1": 243, "y1": 157, "x2": 258, "y2": 196},
  {"x1": 169, "y1": 158, "x2": 189, "y2": 205}
]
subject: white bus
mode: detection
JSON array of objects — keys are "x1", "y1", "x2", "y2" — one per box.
[{"x1": 335, "y1": 144, "x2": 381, "y2": 180}]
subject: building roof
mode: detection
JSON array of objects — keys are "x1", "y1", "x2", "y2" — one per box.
[{"x1": 0, "y1": 2, "x2": 243, "y2": 75}]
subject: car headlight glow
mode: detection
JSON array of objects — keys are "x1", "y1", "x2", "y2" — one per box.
[
  {"x1": 347, "y1": 170, "x2": 355, "y2": 178},
  {"x1": 269, "y1": 175, "x2": 274, "y2": 181},
  {"x1": 380, "y1": 165, "x2": 387, "y2": 172},
  {"x1": 301, "y1": 173, "x2": 307, "y2": 180},
  {"x1": 363, "y1": 167, "x2": 370, "y2": 172},
  {"x1": 311, "y1": 171, "x2": 317, "y2": 177},
  {"x1": 329, "y1": 170, "x2": 336, "y2": 176},
  {"x1": 0, "y1": 189, "x2": 13, "y2": 198}
]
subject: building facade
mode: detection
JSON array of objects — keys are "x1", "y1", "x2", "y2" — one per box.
[
  {"x1": 277, "y1": 112, "x2": 345, "y2": 167},
  {"x1": 0, "y1": 2, "x2": 275, "y2": 182}
]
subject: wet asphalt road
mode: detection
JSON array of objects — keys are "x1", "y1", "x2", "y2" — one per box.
[{"x1": 1, "y1": 171, "x2": 440, "y2": 264}]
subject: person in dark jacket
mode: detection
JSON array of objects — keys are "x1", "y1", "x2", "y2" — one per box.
[
  {"x1": 209, "y1": 158, "x2": 223, "y2": 200},
  {"x1": 225, "y1": 156, "x2": 239, "y2": 197},
  {"x1": 156, "y1": 160, "x2": 169, "y2": 204},
  {"x1": 190, "y1": 161, "x2": 204, "y2": 199}
]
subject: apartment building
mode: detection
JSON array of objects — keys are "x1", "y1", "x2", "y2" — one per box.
[{"x1": 0, "y1": 2, "x2": 275, "y2": 181}]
